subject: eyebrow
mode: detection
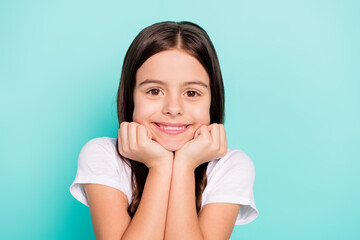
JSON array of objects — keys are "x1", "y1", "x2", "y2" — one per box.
[{"x1": 138, "y1": 79, "x2": 209, "y2": 89}]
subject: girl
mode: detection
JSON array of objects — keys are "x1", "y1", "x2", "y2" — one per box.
[{"x1": 70, "y1": 21, "x2": 258, "y2": 240}]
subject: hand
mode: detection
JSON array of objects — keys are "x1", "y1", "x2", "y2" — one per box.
[
  {"x1": 174, "y1": 123, "x2": 228, "y2": 170},
  {"x1": 118, "y1": 121, "x2": 173, "y2": 169}
]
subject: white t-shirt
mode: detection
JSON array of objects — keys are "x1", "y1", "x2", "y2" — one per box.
[{"x1": 69, "y1": 137, "x2": 258, "y2": 225}]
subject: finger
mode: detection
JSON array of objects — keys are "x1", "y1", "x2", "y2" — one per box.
[
  {"x1": 119, "y1": 121, "x2": 129, "y2": 153},
  {"x1": 219, "y1": 124, "x2": 228, "y2": 154},
  {"x1": 194, "y1": 125, "x2": 205, "y2": 139},
  {"x1": 137, "y1": 124, "x2": 149, "y2": 147},
  {"x1": 146, "y1": 126, "x2": 152, "y2": 139},
  {"x1": 127, "y1": 122, "x2": 138, "y2": 151},
  {"x1": 207, "y1": 124, "x2": 214, "y2": 132},
  {"x1": 198, "y1": 125, "x2": 211, "y2": 139},
  {"x1": 218, "y1": 124, "x2": 225, "y2": 144},
  {"x1": 194, "y1": 127, "x2": 201, "y2": 138},
  {"x1": 209, "y1": 123, "x2": 220, "y2": 145}
]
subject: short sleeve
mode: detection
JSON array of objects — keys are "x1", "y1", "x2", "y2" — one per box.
[
  {"x1": 201, "y1": 149, "x2": 259, "y2": 225},
  {"x1": 69, "y1": 137, "x2": 132, "y2": 206}
]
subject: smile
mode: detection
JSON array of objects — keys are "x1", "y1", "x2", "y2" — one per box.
[{"x1": 153, "y1": 122, "x2": 190, "y2": 135}]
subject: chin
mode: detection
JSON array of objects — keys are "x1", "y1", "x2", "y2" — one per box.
[{"x1": 159, "y1": 141, "x2": 184, "y2": 152}]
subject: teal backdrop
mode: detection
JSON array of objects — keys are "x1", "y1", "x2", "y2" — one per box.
[{"x1": 1, "y1": 0, "x2": 359, "y2": 239}]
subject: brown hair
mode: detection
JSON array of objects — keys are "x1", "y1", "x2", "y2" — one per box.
[{"x1": 115, "y1": 21, "x2": 225, "y2": 218}]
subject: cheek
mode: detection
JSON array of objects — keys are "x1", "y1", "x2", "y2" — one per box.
[
  {"x1": 132, "y1": 105, "x2": 145, "y2": 123},
  {"x1": 191, "y1": 104, "x2": 211, "y2": 124},
  {"x1": 133, "y1": 100, "x2": 157, "y2": 123}
]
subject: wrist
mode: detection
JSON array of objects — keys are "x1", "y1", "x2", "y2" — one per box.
[
  {"x1": 148, "y1": 157, "x2": 173, "y2": 171},
  {"x1": 173, "y1": 156, "x2": 196, "y2": 172}
]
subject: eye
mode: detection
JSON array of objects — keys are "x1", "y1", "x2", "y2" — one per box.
[
  {"x1": 147, "y1": 88, "x2": 163, "y2": 95},
  {"x1": 185, "y1": 90, "x2": 199, "y2": 97}
]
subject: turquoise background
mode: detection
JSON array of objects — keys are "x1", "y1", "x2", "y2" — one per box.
[{"x1": 1, "y1": 0, "x2": 359, "y2": 239}]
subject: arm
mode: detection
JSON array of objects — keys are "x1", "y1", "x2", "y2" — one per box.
[
  {"x1": 84, "y1": 183, "x2": 131, "y2": 240},
  {"x1": 84, "y1": 161, "x2": 172, "y2": 240},
  {"x1": 117, "y1": 122, "x2": 174, "y2": 239},
  {"x1": 164, "y1": 160, "x2": 239, "y2": 240},
  {"x1": 164, "y1": 124, "x2": 239, "y2": 240},
  {"x1": 164, "y1": 161, "x2": 203, "y2": 239},
  {"x1": 121, "y1": 163, "x2": 172, "y2": 240},
  {"x1": 84, "y1": 122, "x2": 174, "y2": 239}
]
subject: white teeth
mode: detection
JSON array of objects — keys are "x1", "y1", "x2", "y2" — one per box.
[{"x1": 158, "y1": 124, "x2": 186, "y2": 130}]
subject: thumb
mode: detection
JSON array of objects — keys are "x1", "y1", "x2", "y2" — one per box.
[
  {"x1": 194, "y1": 125, "x2": 209, "y2": 139},
  {"x1": 146, "y1": 128, "x2": 152, "y2": 139},
  {"x1": 194, "y1": 130, "x2": 199, "y2": 139},
  {"x1": 194, "y1": 127, "x2": 202, "y2": 139}
]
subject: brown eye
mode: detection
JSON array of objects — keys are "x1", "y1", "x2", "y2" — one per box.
[
  {"x1": 186, "y1": 90, "x2": 199, "y2": 97},
  {"x1": 148, "y1": 89, "x2": 162, "y2": 95}
]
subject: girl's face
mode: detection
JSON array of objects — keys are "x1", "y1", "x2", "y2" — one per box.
[{"x1": 133, "y1": 49, "x2": 211, "y2": 151}]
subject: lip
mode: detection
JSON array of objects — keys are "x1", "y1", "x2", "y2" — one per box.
[{"x1": 152, "y1": 122, "x2": 190, "y2": 135}]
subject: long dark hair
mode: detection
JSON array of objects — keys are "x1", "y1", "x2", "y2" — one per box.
[{"x1": 115, "y1": 21, "x2": 225, "y2": 218}]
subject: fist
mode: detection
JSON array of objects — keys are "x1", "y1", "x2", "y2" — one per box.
[
  {"x1": 174, "y1": 123, "x2": 227, "y2": 170},
  {"x1": 118, "y1": 121, "x2": 173, "y2": 169}
]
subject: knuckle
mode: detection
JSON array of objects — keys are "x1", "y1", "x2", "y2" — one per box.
[
  {"x1": 122, "y1": 145, "x2": 129, "y2": 153},
  {"x1": 204, "y1": 138, "x2": 211, "y2": 146},
  {"x1": 215, "y1": 143, "x2": 221, "y2": 152},
  {"x1": 117, "y1": 145, "x2": 122, "y2": 153},
  {"x1": 214, "y1": 144, "x2": 221, "y2": 153},
  {"x1": 137, "y1": 138, "x2": 145, "y2": 148},
  {"x1": 221, "y1": 145, "x2": 227, "y2": 154},
  {"x1": 137, "y1": 141, "x2": 145, "y2": 148},
  {"x1": 220, "y1": 145, "x2": 225, "y2": 153},
  {"x1": 119, "y1": 147, "x2": 127, "y2": 157},
  {"x1": 137, "y1": 124, "x2": 145, "y2": 132},
  {"x1": 128, "y1": 143, "x2": 136, "y2": 152},
  {"x1": 129, "y1": 122, "x2": 139, "y2": 127}
]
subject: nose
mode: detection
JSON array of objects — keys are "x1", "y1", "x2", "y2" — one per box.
[{"x1": 162, "y1": 93, "x2": 184, "y2": 116}]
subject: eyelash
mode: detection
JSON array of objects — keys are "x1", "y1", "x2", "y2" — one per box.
[
  {"x1": 185, "y1": 90, "x2": 200, "y2": 97},
  {"x1": 146, "y1": 88, "x2": 200, "y2": 97},
  {"x1": 147, "y1": 89, "x2": 163, "y2": 95}
]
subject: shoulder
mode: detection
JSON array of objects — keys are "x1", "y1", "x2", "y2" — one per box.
[
  {"x1": 79, "y1": 137, "x2": 119, "y2": 161},
  {"x1": 70, "y1": 137, "x2": 133, "y2": 206},
  {"x1": 202, "y1": 149, "x2": 259, "y2": 225},
  {"x1": 207, "y1": 149, "x2": 255, "y2": 177},
  {"x1": 80, "y1": 136, "x2": 117, "y2": 154},
  {"x1": 78, "y1": 136, "x2": 130, "y2": 174}
]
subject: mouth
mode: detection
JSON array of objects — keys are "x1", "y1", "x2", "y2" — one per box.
[{"x1": 152, "y1": 122, "x2": 190, "y2": 135}]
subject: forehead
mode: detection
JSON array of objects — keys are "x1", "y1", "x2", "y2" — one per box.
[{"x1": 135, "y1": 49, "x2": 210, "y2": 87}]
